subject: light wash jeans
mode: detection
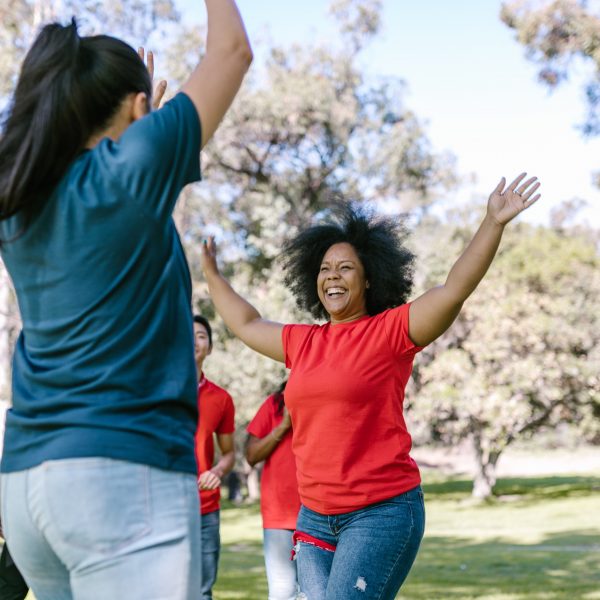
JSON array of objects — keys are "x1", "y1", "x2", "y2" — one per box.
[
  {"x1": 263, "y1": 528, "x2": 298, "y2": 600},
  {"x1": 0, "y1": 457, "x2": 202, "y2": 600},
  {"x1": 200, "y1": 509, "x2": 220, "y2": 599},
  {"x1": 294, "y1": 486, "x2": 425, "y2": 600}
]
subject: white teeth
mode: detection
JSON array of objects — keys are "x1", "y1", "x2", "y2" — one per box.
[{"x1": 326, "y1": 287, "x2": 346, "y2": 296}]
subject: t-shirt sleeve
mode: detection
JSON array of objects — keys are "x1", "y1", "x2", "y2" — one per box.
[
  {"x1": 383, "y1": 303, "x2": 424, "y2": 358},
  {"x1": 99, "y1": 92, "x2": 201, "y2": 221},
  {"x1": 282, "y1": 324, "x2": 313, "y2": 369},
  {"x1": 216, "y1": 393, "x2": 235, "y2": 435},
  {"x1": 246, "y1": 396, "x2": 275, "y2": 438}
]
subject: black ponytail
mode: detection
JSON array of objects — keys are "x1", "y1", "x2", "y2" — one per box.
[{"x1": 0, "y1": 18, "x2": 152, "y2": 235}]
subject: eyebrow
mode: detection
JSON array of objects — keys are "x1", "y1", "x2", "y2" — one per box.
[{"x1": 320, "y1": 259, "x2": 356, "y2": 266}]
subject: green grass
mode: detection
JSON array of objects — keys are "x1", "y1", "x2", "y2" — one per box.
[{"x1": 214, "y1": 474, "x2": 600, "y2": 600}]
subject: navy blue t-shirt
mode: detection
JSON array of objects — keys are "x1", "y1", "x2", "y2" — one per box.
[{"x1": 0, "y1": 93, "x2": 201, "y2": 474}]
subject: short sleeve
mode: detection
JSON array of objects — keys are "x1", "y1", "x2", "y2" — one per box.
[
  {"x1": 383, "y1": 303, "x2": 424, "y2": 358},
  {"x1": 282, "y1": 324, "x2": 313, "y2": 369},
  {"x1": 246, "y1": 396, "x2": 275, "y2": 438},
  {"x1": 216, "y1": 393, "x2": 235, "y2": 435},
  {"x1": 97, "y1": 92, "x2": 201, "y2": 221}
]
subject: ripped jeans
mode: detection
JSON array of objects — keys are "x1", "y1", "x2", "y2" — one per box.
[{"x1": 294, "y1": 486, "x2": 424, "y2": 600}]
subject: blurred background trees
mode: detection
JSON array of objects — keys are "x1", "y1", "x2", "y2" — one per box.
[{"x1": 0, "y1": 0, "x2": 598, "y2": 498}]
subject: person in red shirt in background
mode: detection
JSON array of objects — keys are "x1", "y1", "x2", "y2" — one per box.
[
  {"x1": 200, "y1": 173, "x2": 541, "y2": 599},
  {"x1": 246, "y1": 381, "x2": 300, "y2": 600},
  {"x1": 193, "y1": 315, "x2": 236, "y2": 600}
]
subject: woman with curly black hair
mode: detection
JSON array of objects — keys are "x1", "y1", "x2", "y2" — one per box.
[{"x1": 201, "y1": 173, "x2": 540, "y2": 599}]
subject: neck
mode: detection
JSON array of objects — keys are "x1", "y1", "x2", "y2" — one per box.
[{"x1": 329, "y1": 309, "x2": 368, "y2": 325}]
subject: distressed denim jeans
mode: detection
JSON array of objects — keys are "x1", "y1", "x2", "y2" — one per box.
[
  {"x1": 263, "y1": 528, "x2": 298, "y2": 600},
  {"x1": 0, "y1": 458, "x2": 202, "y2": 600},
  {"x1": 294, "y1": 486, "x2": 425, "y2": 600}
]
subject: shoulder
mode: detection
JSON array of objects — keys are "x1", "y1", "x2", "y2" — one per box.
[{"x1": 203, "y1": 378, "x2": 231, "y2": 402}]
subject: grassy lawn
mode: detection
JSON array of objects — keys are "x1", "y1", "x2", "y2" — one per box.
[{"x1": 214, "y1": 473, "x2": 600, "y2": 600}]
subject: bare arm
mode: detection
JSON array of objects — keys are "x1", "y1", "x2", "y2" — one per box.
[
  {"x1": 409, "y1": 173, "x2": 541, "y2": 347},
  {"x1": 200, "y1": 237, "x2": 285, "y2": 362},
  {"x1": 245, "y1": 408, "x2": 292, "y2": 467},
  {"x1": 198, "y1": 432, "x2": 235, "y2": 491},
  {"x1": 181, "y1": 0, "x2": 253, "y2": 148}
]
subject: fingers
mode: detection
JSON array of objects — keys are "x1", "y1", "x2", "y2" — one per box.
[
  {"x1": 198, "y1": 471, "x2": 221, "y2": 490},
  {"x1": 521, "y1": 180, "x2": 540, "y2": 200},
  {"x1": 492, "y1": 177, "x2": 506, "y2": 196},
  {"x1": 137, "y1": 47, "x2": 155, "y2": 81},
  {"x1": 152, "y1": 80, "x2": 167, "y2": 110},
  {"x1": 524, "y1": 193, "x2": 541, "y2": 209},
  {"x1": 506, "y1": 172, "x2": 527, "y2": 193},
  {"x1": 147, "y1": 50, "x2": 154, "y2": 80}
]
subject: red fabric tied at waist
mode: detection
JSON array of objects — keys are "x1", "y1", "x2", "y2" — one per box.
[{"x1": 291, "y1": 530, "x2": 337, "y2": 560}]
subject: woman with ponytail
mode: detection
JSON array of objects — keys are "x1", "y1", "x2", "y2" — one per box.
[{"x1": 0, "y1": 3, "x2": 251, "y2": 599}]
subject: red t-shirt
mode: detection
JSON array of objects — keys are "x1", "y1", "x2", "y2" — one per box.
[
  {"x1": 195, "y1": 374, "x2": 235, "y2": 515},
  {"x1": 247, "y1": 394, "x2": 301, "y2": 530},
  {"x1": 282, "y1": 303, "x2": 423, "y2": 515}
]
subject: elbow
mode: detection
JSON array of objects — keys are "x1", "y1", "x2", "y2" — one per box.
[
  {"x1": 213, "y1": 37, "x2": 253, "y2": 70},
  {"x1": 236, "y1": 39, "x2": 253, "y2": 70},
  {"x1": 244, "y1": 449, "x2": 258, "y2": 468}
]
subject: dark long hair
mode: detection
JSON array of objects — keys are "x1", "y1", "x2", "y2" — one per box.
[
  {"x1": 281, "y1": 202, "x2": 415, "y2": 320},
  {"x1": 0, "y1": 18, "x2": 151, "y2": 235},
  {"x1": 273, "y1": 380, "x2": 287, "y2": 416}
]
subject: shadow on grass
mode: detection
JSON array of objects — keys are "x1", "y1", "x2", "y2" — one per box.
[{"x1": 404, "y1": 530, "x2": 600, "y2": 599}]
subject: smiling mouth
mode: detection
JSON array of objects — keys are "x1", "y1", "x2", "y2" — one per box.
[{"x1": 326, "y1": 287, "x2": 346, "y2": 297}]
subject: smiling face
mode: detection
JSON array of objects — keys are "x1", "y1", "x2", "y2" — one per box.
[
  {"x1": 317, "y1": 242, "x2": 368, "y2": 324},
  {"x1": 193, "y1": 321, "x2": 212, "y2": 372}
]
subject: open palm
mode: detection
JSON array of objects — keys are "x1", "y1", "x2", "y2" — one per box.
[{"x1": 488, "y1": 173, "x2": 541, "y2": 226}]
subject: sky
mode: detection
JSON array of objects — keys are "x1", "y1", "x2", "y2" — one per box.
[{"x1": 179, "y1": 0, "x2": 600, "y2": 228}]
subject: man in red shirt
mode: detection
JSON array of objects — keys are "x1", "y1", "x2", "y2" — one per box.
[{"x1": 193, "y1": 316, "x2": 236, "y2": 600}]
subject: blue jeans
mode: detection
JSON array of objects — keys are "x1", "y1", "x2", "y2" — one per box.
[
  {"x1": 200, "y1": 509, "x2": 220, "y2": 599},
  {"x1": 263, "y1": 528, "x2": 298, "y2": 600},
  {"x1": 294, "y1": 486, "x2": 425, "y2": 600},
  {"x1": 0, "y1": 458, "x2": 202, "y2": 600}
]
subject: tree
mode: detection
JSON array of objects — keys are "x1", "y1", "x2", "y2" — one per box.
[
  {"x1": 164, "y1": 0, "x2": 457, "y2": 421},
  {"x1": 410, "y1": 211, "x2": 600, "y2": 498},
  {"x1": 501, "y1": 0, "x2": 600, "y2": 135}
]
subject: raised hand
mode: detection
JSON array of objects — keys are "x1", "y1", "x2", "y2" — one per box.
[
  {"x1": 487, "y1": 173, "x2": 541, "y2": 226},
  {"x1": 138, "y1": 47, "x2": 168, "y2": 110},
  {"x1": 200, "y1": 236, "x2": 220, "y2": 278}
]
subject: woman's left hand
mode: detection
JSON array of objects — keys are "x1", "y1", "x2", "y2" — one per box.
[
  {"x1": 138, "y1": 47, "x2": 168, "y2": 110},
  {"x1": 487, "y1": 172, "x2": 541, "y2": 226}
]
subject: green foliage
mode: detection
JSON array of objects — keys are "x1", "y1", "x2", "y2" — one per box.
[
  {"x1": 410, "y1": 217, "x2": 600, "y2": 496},
  {"x1": 501, "y1": 0, "x2": 600, "y2": 135},
  {"x1": 167, "y1": 0, "x2": 457, "y2": 424}
]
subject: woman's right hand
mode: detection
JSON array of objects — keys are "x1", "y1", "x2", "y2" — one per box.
[
  {"x1": 200, "y1": 236, "x2": 220, "y2": 279},
  {"x1": 281, "y1": 406, "x2": 292, "y2": 431}
]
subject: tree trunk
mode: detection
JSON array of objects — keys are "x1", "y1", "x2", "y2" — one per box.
[{"x1": 471, "y1": 430, "x2": 502, "y2": 499}]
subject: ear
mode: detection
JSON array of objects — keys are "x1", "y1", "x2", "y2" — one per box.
[
  {"x1": 207, "y1": 344, "x2": 213, "y2": 356},
  {"x1": 131, "y1": 91, "x2": 150, "y2": 121}
]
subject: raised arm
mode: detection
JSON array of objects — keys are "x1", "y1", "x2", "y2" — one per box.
[
  {"x1": 409, "y1": 173, "x2": 541, "y2": 347},
  {"x1": 200, "y1": 237, "x2": 285, "y2": 362},
  {"x1": 181, "y1": 0, "x2": 253, "y2": 148}
]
